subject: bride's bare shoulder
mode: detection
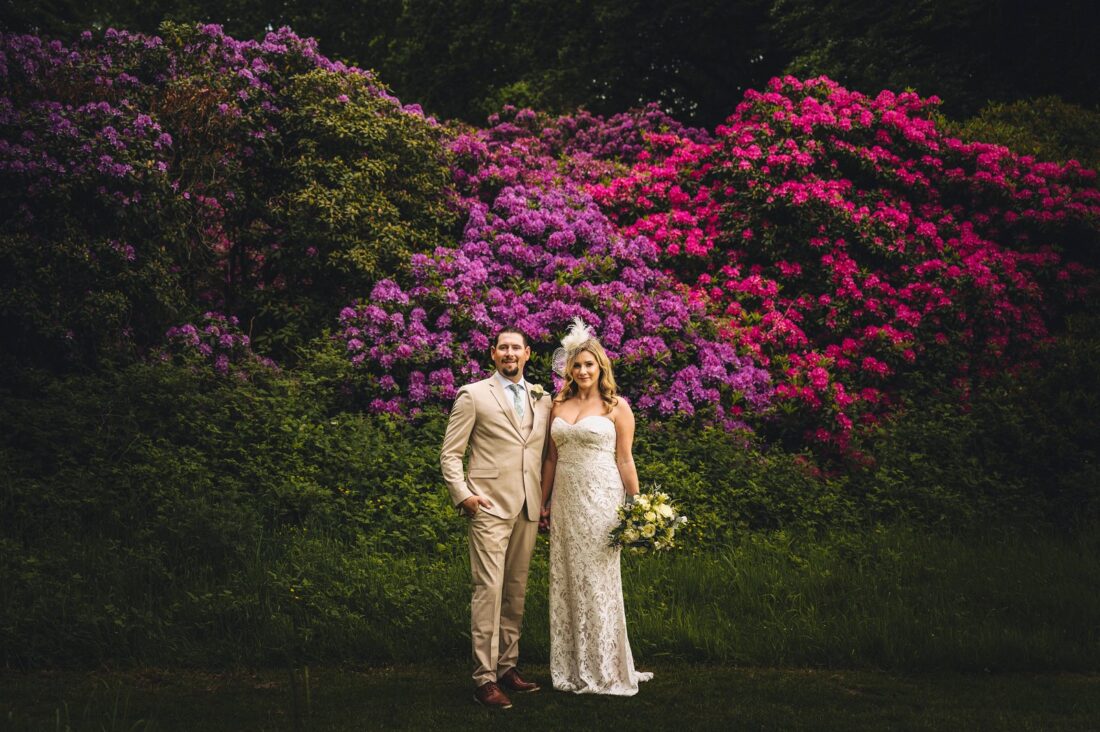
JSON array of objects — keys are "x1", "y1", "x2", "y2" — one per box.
[{"x1": 609, "y1": 395, "x2": 633, "y2": 421}]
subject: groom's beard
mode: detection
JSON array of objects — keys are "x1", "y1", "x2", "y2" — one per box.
[{"x1": 500, "y1": 362, "x2": 521, "y2": 377}]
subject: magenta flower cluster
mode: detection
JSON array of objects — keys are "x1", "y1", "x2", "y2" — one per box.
[{"x1": 592, "y1": 76, "x2": 1100, "y2": 449}]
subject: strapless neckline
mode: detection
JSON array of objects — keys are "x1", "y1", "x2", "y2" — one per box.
[{"x1": 553, "y1": 415, "x2": 614, "y2": 428}]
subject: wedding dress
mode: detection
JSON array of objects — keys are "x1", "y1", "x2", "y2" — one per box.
[{"x1": 549, "y1": 415, "x2": 653, "y2": 695}]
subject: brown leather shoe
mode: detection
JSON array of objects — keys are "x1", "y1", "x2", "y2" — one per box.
[
  {"x1": 473, "y1": 681, "x2": 513, "y2": 709},
  {"x1": 499, "y1": 667, "x2": 541, "y2": 693}
]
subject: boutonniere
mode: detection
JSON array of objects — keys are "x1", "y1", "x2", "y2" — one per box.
[{"x1": 529, "y1": 384, "x2": 547, "y2": 401}]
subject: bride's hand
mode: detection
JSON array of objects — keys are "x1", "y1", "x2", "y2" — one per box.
[{"x1": 538, "y1": 502, "x2": 551, "y2": 533}]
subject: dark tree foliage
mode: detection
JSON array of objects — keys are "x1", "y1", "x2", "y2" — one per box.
[
  {"x1": 1, "y1": 0, "x2": 92, "y2": 37},
  {"x1": 4, "y1": 0, "x2": 1095, "y2": 126},
  {"x1": 3, "y1": 0, "x2": 1097, "y2": 132},
  {"x1": 945, "y1": 96, "x2": 1100, "y2": 170},
  {"x1": 473, "y1": 0, "x2": 781, "y2": 127},
  {"x1": 2, "y1": 0, "x2": 784, "y2": 127},
  {"x1": 771, "y1": 0, "x2": 1099, "y2": 118}
]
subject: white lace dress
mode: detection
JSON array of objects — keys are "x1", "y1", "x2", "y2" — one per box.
[{"x1": 549, "y1": 415, "x2": 653, "y2": 695}]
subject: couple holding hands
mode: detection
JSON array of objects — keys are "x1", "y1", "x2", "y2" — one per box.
[{"x1": 440, "y1": 320, "x2": 652, "y2": 709}]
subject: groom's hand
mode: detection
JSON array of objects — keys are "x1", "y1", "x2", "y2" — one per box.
[{"x1": 461, "y1": 495, "x2": 493, "y2": 517}]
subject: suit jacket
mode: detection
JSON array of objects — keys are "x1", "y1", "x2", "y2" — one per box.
[{"x1": 440, "y1": 374, "x2": 551, "y2": 521}]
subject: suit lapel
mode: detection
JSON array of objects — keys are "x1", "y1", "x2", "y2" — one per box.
[
  {"x1": 488, "y1": 376, "x2": 524, "y2": 437},
  {"x1": 524, "y1": 391, "x2": 549, "y2": 444}
]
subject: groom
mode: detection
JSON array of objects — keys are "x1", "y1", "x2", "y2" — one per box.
[{"x1": 440, "y1": 326, "x2": 551, "y2": 709}]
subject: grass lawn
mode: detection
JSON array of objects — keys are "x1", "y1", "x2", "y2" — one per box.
[{"x1": 2, "y1": 662, "x2": 1098, "y2": 731}]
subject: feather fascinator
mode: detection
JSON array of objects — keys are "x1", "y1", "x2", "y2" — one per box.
[{"x1": 551, "y1": 317, "x2": 595, "y2": 376}]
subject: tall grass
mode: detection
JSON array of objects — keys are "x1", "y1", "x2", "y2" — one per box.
[
  {"x1": 614, "y1": 526, "x2": 1100, "y2": 670},
  {"x1": 5, "y1": 524, "x2": 1097, "y2": 671}
]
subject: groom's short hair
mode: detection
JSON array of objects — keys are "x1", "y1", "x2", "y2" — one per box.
[{"x1": 493, "y1": 326, "x2": 529, "y2": 348}]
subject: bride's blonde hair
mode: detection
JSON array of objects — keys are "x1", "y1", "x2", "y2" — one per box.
[{"x1": 554, "y1": 339, "x2": 619, "y2": 413}]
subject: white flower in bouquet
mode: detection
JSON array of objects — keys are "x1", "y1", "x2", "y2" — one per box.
[{"x1": 608, "y1": 485, "x2": 687, "y2": 553}]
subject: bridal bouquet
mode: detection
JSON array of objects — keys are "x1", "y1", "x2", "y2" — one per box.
[{"x1": 609, "y1": 488, "x2": 687, "y2": 553}]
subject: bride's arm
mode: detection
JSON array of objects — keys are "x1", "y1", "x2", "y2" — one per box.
[
  {"x1": 614, "y1": 398, "x2": 640, "y2": 497},
  {"x1": 540, "y1": 405, "x2": 559, "y2": 515}
]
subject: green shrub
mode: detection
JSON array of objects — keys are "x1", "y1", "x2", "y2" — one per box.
[
  {"x1": 0, "y1": 359, "x2": 463, "y2": 665},
  {"x1": 2, "y1": 317, "x2": 1097, "y2": 666},
  {"x1": 633, "y1": 420, "x2": 853, "y2": 544},
  {"x1": 852, "y1": 311, "x2": 1100, "y2": 529},
  {"x1": 631, "y1": 308, "x2": 1100, "y2": 539},
  {"x1": 943, "y1": 96, "x2": 1100, "y2": 170}
]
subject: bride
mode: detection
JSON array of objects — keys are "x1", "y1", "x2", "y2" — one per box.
[{"x1": 539, "y1": 319, "x2": 653, "y2": 695}]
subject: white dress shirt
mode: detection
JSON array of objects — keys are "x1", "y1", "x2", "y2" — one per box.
[{"x1": 495, "y1": 371, "x2": 528, "y2": 394}]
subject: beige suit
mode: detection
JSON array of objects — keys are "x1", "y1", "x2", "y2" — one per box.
[{"x1": 441, "y1": 374, "x2": 551, "y2": 686}]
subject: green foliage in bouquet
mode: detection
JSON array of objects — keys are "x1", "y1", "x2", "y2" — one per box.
[{"x1": 609, "y1": 489, "x2": 688, "y2": 553}]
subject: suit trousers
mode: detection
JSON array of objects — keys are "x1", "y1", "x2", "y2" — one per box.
[{"x1": 467, "y1": 505, "x2": 539, "y2": 686}]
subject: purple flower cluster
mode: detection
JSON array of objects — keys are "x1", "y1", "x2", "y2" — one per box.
[
  {"x1": 164, "y1": 312, "x2": 275, "y2": 377},
  {"x1": 2, "y1": 25, "x2": 439, "y2": 367},
  {"x1": 0, "y1": 23, "x2": 418, "y2": 199},
  {"x1": 449, "y1": 104, "x2": 711, "y2": 199},
  {"x1": 339, "y1": 108, "x2": 772, "y2": 426},
  {"x1": 485, "y1": 103, "x2": 711, "y2": 164}
]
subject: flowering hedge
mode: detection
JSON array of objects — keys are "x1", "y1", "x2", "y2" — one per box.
[
  {"x1": 4, "y1": 26, "x2": 1098, "y2": 450},
  {"x1": 340, "y1": 89, "x2": 1097, "y2": 445}
]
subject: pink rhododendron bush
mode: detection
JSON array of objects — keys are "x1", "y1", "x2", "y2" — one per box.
[
  {"x1": 593, "y1": 77, "x2": 1100, "y2": 448},
  {"x1": 4, "y1": 28, "x2": 1099, "y2": 452}
]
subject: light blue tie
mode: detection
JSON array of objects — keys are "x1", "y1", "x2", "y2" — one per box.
[{"x1": 508, "y1": 383, "x2": 525, "y2": 419}]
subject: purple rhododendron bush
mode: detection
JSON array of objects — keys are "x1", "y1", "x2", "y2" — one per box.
[
  {"x1": 337, "y1": 105, "x2": 771, "y2": 429},
  {"x1": 1, "y1": 23, "x2": 455, "y2": 373},
  {"x1": 3, "y1": 26, "x2": 1099, "y2": 453}
]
